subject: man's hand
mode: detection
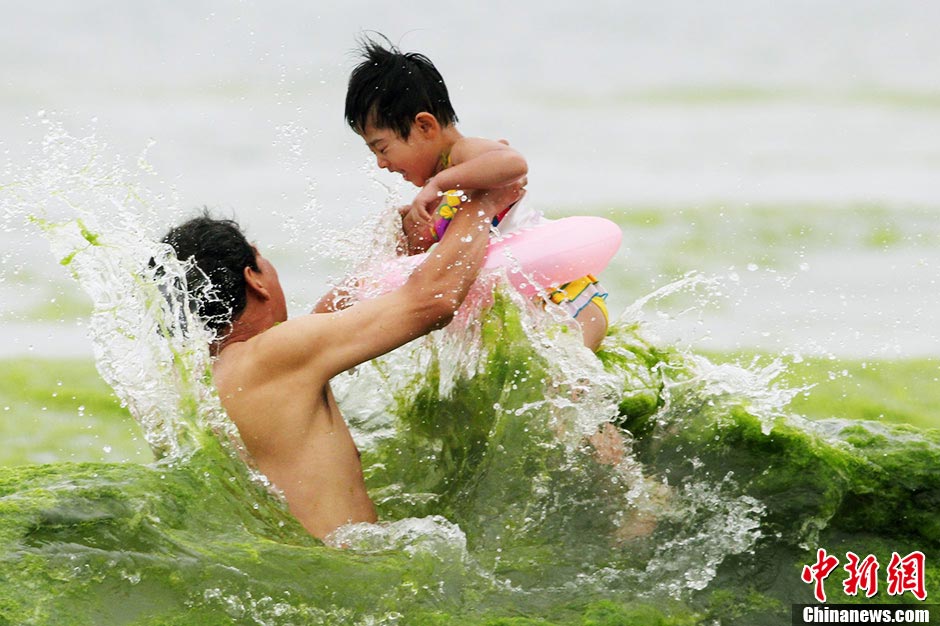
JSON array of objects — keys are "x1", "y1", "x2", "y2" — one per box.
[
  {"x1": 399, "y1": 203, "x2": 436, "y2": 255},
  {"x1": 471, "y1": 179, "x2": 526, "y2": 219}
]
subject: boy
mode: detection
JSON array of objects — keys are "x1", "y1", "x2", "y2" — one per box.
[{"x1": 344, "y1": 35, "x2": 609, "y2": 350}]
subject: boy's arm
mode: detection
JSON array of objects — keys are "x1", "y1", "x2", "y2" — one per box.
[
  {"x1": 434, "y1": 137, "x2": 528, "y2": 192},
  {"x1": 404, "y1": 138, "x2": 527, "y2": 253}
]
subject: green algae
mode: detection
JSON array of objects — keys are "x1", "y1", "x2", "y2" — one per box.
[
  {"x1": 0, "y1": 358, "x2": 126, "y2": 419},
  {"x1": 24, "y1": 217, "x2": 99, "y2": 268},
  {"x1": 0, "y1": 276, "x2": 92, "y2": 323},
  {"x1": 1, "y1": 304, "x2": 938, "y2": 624},
  {"x1": 706, "y1": 352, "x2": 940, "y2": 431},
  {"x1": 0, "y1": 439, "x2": 438, "y2": 625},
  {"x1": 785, "y1": 357, "x2": 940, "y2": 431},
  {"x1": 365, "y1": 295, "x2": 635, "y2": 602},
  {"x1": 613, "y1": 354, "x2": 939, "y2": 621},
  {"x1": 596, "y1": 321, "x2": 669, "y2": 431},
  {"x1": 0, "y1": 449, "x2": 697, "y2": 625},
  {"x1": 0, "y1": 358, "x2": 147, "y2": 466},
  {"x1": 550, "y1": 203, "x2": 940, "y2": 288}
]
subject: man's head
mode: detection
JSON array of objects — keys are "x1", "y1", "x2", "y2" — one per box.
[
  {"x1": 345, "y1": 34, "x2": 458, "y2": 186},
  {"x1": 161, "y1": 210, "x2": 258, "y2": 335}
]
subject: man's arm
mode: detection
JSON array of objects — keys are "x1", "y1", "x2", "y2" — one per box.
[{"x1": 261, "y1": 185, "x2": 522, "y2": 386}]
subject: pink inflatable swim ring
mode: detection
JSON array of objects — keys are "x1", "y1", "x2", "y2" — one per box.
[{"x1": 370, "y1": 216, "x2": 622, "y2": 297}]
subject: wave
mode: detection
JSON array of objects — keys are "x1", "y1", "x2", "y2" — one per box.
[{"x1": 0, "y1": 119, "x2": 936, "y2": 626}]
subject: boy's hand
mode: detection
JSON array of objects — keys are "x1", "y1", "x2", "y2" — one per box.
[{"x1": 411, "y1": 180, "x2": 444, "y2": 221}]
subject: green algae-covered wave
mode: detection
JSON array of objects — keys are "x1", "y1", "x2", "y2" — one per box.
[
  {"x1": 1, "y1": 294, "x2": 937, "y2": 625},
  {"x1": 1, "y1": 123, "x2": 936, "y2": 625}
]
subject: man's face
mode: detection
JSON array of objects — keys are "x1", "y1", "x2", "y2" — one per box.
[{"x1": 361, "y1": 121, "x2": 438, "y2": 187}]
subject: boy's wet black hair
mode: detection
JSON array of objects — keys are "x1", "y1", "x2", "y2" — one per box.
[
  {"x1": 345, "y1": 33, "x2": 458, "y2": 140},
  {"x1": 161, "y1": 209, "x2": 258, "y2": 335}
]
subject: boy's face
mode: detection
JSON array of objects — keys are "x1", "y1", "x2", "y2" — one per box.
[{"x1": 360, "y1": 120, "x2": 440, "y2": 187}]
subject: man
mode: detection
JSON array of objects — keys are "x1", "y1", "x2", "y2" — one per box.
[{"x1": 162, "y1": 185, "x2": 521, "y2": 540}]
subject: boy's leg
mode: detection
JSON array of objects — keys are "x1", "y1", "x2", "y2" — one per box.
[
  {"x1": 577, "y1": 300, "x2": 608, "y2": 351},
  {"x1": 548, "y1": 275, "x2": 609, "y2": 351}
]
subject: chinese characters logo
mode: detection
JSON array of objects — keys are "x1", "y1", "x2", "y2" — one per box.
[{"x1": 801, "y1": 549, "x2": 926, "y2": 603}]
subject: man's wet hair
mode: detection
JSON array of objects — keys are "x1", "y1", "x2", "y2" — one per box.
[
  {"x1": 345, "y1": 33, "x2": 458, "y2": 140},
  {"x1": 161, "y1": 209, "x2": 258, "y2": 335}
]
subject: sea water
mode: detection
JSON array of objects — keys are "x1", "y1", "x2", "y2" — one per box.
[
  {"x1": 0, "y1": 121, "x2": 937, "y2": 625},
  {"x1": 1, "y1": 3, "x2": 939, "y2": 624},
  {"x1": 2, "y1": 0, "x2": 940, "y2": 359}
]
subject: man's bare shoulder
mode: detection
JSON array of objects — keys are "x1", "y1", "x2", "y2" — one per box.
[
  {"x1": 214, "y1": 314, "x2": 332, "y2": 388},
  {"x1": 212, "y1": 336, "x2": 277, "y2": 405}
]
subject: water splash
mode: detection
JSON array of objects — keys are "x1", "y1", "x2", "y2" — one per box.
[
  {"x1": 0, "y1": 116, "x2": 244, "y2": 463},
  {"x1": 2, "y1": 118, "x2": 937, "y2": 625},
  {"x1": 325, "y1": 514, "x2": 469, "y2": 560},
  {"x1": 642, "y1": 476, "x2": 766, "y2": 598},
  {"x1": 660, "y1": 354, "x2": 806, "y2": 435}
]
